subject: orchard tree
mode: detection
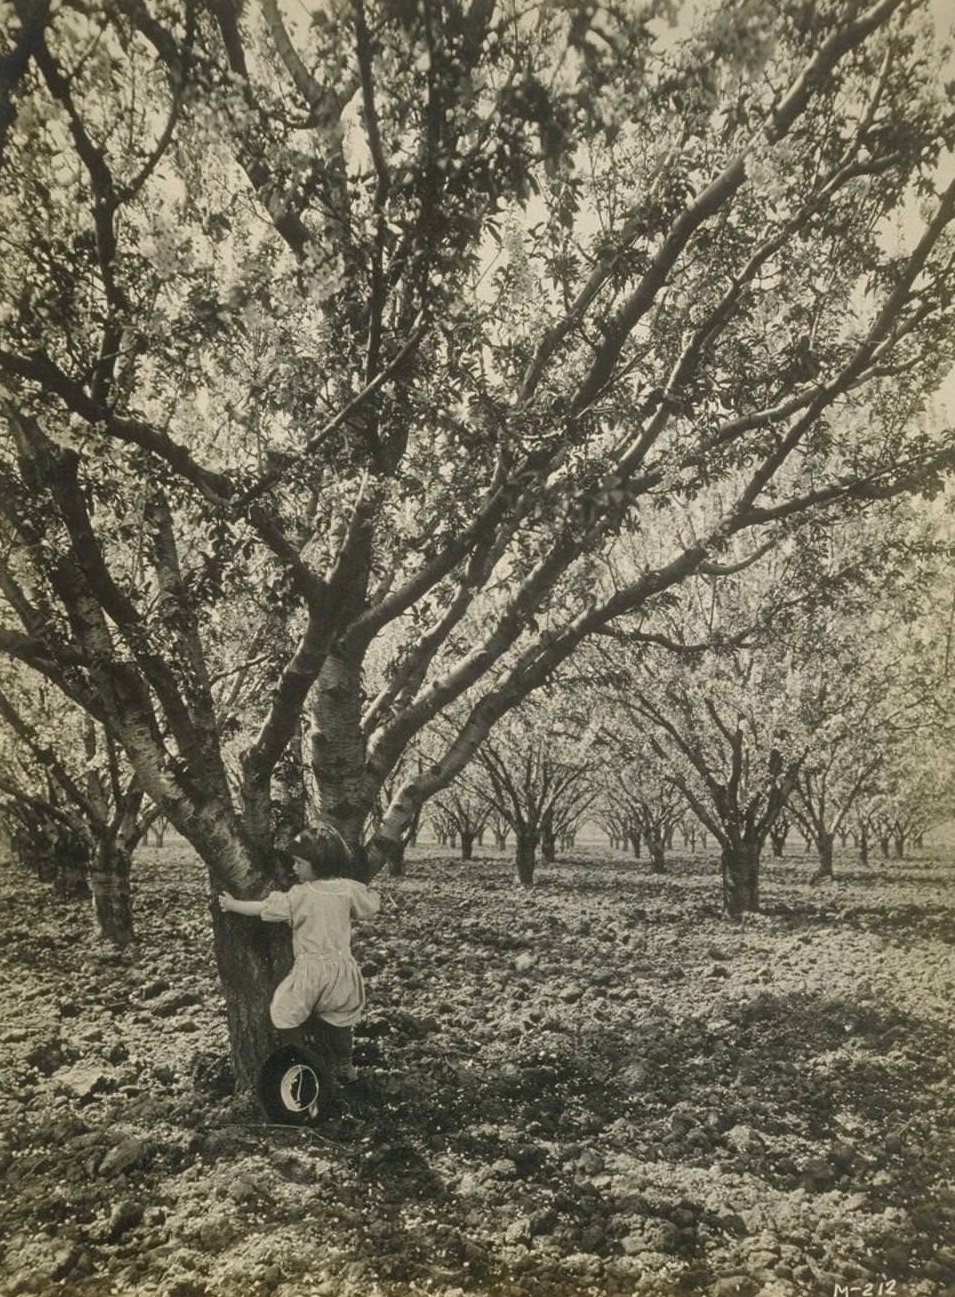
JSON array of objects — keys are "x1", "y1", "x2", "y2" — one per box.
[
  {"x1": 488, "y1": 810, "x2": 510, "y2": 852},
  {"x1": 596, "y1": 730, "x2": 688, "y2": 873},
  {"x1": 677, "y1": 815, "x2": 708, "y2": 852},
  {"x1": 541, "y1": 780, "x2": 594, "y2": 859},
  {"x1": 786, "y1": 635, "x2": 924, "y2": 880},
  {"x1": 788, "y1": 496, "x2": 955, "y2": 875},
  {"x1": 590, "y1": 489, "x2": 953, "y2": 905},
  {"x1": 0, "y1": 667, "x2": 153, "y2": 942},
  {"x1": 432, "y1": 783, "x2": 491, "y2": 860},
  {"x1": 3, "y1": 0, "x2": 955, "y2": 1077},
  {"x1": 786, "y1": 685, "x2": 885, "y2": 880},
  {"x1": 606, "y1": 641, "x2": 806, "y2": 914},
  {"x1": 468, "y1": 705, "x2": 596, "y2": 884},
  {"x1": 592, "y1": 802, "x2": 635, "y2": 854},
  {"x1": 867, "y1": 736, "x2": 955, "y2": 858},
  {"x1": 617, "y1": 766, "x2": 687, "y2": 874},
  {"x1": 767, "y1": 812, "x2": 790, "y2": 856}
]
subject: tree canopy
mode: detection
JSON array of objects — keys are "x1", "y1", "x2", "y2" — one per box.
[{"x1": 1, "y1": 0, "x2": 954, "y2": 893}]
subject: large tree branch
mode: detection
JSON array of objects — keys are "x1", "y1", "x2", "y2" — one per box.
[
  {"x1": 144, "y1": 486, "x2": 222, "y2": 742},
  {"x1": 571, "y1": 159, "x2": 748, "y2": 416},
  {"x1": 519, "y1": 0, "x2": 911, "y2": 433},
  {"x1": 360, "y1": 499, "x2": 527, "y2": 738},
  {"x1": 7, "y1": 408, "x2": 222, "y2": 780},
  {"x1": 0, "y1": 686, "x2": 96, "y2": 822},
  {"x1": 343, "y1": 438, "x2": 542, "y2": 650},
  {"x1": 698, "y1": 539, "x2": 778, "y2": 577},
  {"x1": 230, "y1": 316, "x2": 428, "y2": 510},
  {"x1": 0, "y1": 624, "x2": 106, "y2": 721},
  {"x1": 0, "y1": 351, "x2": 236, "y2": 503},
  {"x1": 611, "y1": 130, "x2": 909, "y2": 481},
  {"x1": 33, "y1": 37, "x2": 129, "y2": 405},
  {"x1": 260, "y1": 0, "x2": 353, "y2": 119},
  {"x1": 768, "y1": 0, "x2": 907, "y2": 142},
  {"x1": 738, "y1": 439, "x2": 955, "y2": 527},
  {"x1": 728, "y1": 172, "x2": 955, "y2": 526}
]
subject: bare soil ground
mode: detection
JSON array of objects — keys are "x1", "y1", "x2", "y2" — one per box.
[{"x1": 1, "y1": 841, "x2": 954, "y2": 1297}]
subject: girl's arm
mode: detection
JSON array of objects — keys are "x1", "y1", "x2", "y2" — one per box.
[{"x1": 219, "y1": 892, "x2": 266, "y2": 917}]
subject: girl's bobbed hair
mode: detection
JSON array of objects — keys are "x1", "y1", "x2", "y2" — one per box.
[{"x1": 287, "y1": 820, "x2": 353, "y2": 879}]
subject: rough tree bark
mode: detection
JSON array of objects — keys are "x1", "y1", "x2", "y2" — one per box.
[
  {"x1": 211, "y1": 905, "x2": 294, "y2": 1091},
  {"x1": 541, "y1": 823, "x2": 556, "y2": 864},
  {"x1": 89, "y1": 840, "x2": 134, "y2": 948},
  {"x1": 810, "y1": 830, "x2": 835, "y2": 884},
  {"x1": 647, "y1": 831, "x2": 667, "y2": 875},
  {"x1": 515, "y1": 830, "x2": 538, "y2": 887},
  {"x1": 721, "y1": 841, "x2": 760, "y2": 919},
  {"x1": 769, "y1": 821, "x2": 788, "y2": 857},
  {"x1": 52, "y1": 827, "x2": 91, "y2": 901}
]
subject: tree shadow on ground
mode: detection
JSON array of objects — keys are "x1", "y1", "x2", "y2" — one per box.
[{"x1": 343, "y1": 986, "x2": 955, "y2": 1294}]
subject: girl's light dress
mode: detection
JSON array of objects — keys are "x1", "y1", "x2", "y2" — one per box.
[{"x1": 260, "y1": 878, "x2": 380, "y2": 1029}]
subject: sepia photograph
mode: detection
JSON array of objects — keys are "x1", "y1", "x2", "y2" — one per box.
[{"x1": 0, "y1": 1, "x2": 953, "y2": 1294}]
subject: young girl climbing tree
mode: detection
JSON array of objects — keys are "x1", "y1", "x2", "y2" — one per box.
[{"x1": 218, "y1": 821, "x2": 381, "y2": 1087}]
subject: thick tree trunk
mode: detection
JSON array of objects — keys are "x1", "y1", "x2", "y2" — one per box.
[
  {"x1": 388, "y1": 840, "x2": 406, "y2": 876},
  {"x1": 188, "y1": 825, "x2": 310, "y2": 1091},
  {"x1": 273, "y1": 726, "x2": 308, "y2": 843},
  {"x1": 515, "y1": 831, "x2": 537, "y2": 886},
  {"x1": 32, "y1": 828, "x2": 56, "y2": 883},
  {"x1": 460, "y1": 830, "x2": 475, "y2": 861},
  {"x1": 769, "y1": 823, "x2": 787, "y2": 856},
  {"x1": 211, "y1": 904, "x2": 293, "y2": 1092},
  {"x1": 893, "y1": 834, "x2": 906, "y2": 859},
  {"x1": 647, "y1": 832, "x2": 666, "y2": 874},
  {"x1": 810, "y1": 831, "x2": 834, "y2": 884},
  {"x1": 541, "y1": 827, "x2": 556, "y2": 863},
  {"x1": 90, "y1": 841, "x2": 134, "y2": 947},
  {"x1": 858, "y1": 825, "x2": 869, "y2": 867},
  {"x1": 721, "y1": 841, "x2": 760, "y2": 918},
  {"x1": 629, "y1": 829, "x2": 641, "y2": 858},
  {"x1": 310, "y1": 651, "x2": 375, "y2": 872},
  {"x1": 52, "y1": 828, "x2": 92, "y2": 901}
]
